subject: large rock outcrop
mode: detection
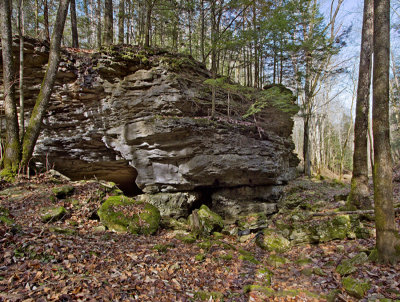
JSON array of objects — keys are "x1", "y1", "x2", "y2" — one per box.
[{"x1": 0, "y1": 38, "x2": 299, "y2": 219}]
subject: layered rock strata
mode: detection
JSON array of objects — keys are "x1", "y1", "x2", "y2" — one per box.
[{"x1": 0, "y1": 39, "x2": 299, "y2": 219}]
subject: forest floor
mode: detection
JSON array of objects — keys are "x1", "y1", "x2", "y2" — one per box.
[{"x1": 0, "y1": 172, "x2": 399, "y2": 302}]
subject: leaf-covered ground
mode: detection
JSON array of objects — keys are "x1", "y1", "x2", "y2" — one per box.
[{"x1": 0, "y1": 172, "x2": 399, "y2": 301}]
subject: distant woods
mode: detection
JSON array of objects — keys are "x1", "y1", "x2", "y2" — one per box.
[{"x1": 16, "y1": 0, "x2": 354, "y2": 176}]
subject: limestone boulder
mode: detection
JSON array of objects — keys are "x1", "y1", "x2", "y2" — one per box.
[
  {"x1": 0, "y1": 41, "x2": 299, "y2": 219},
  {"x1": 136, "y1": 192, "x2": 200, "y2": 219},
  {"x1": 97, "y1": 195, "x2": 161, "y2": 235}
]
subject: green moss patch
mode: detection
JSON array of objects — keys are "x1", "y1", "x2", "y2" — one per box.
[
  {"x1": 188, "y1": 205, "x2": 223, "y2": 236},
  {"x1": 342, "y1": 277, "x2": 370, "y2": 299},
  {"x1": 97, "y1": 195, "x2": 160, "y2": 235},
  {"x1": 0, "y1": 206, "x2": 14, "y2": 225},
  {"x1": 336, "y1": 252, "x2": 368, "y2": 276},
  {"x1": 267, "y1": 254, "x2": 290, "y2": 268},
  {"x1": 194, "y1": 291, "x2": 223, "y2": 301},
  {"x1": 238, "y1": 249, "x2": 260, "y2": 264},
  {"x1": 256, "y1": 229, "x2": 290, "y2": 252},
  {"x1": 52, "y1": 185, "x2": 74, "y2": 199},
  {"x1": 49, "y1": 227, "x2": 76, "y2": 236},
  {"x1": 41, "y1": 206, "x2": 67, "y2": 223},
  {"x1": 243, "y1": 285, "x2": 320, "y2": 299},
  {"x1": 177, "y1": 233, "x2": 197, "y2": 243}
]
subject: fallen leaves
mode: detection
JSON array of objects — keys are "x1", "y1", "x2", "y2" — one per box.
[{"x1": 0, "y1": 174, "x2": 399, "y2": 301}]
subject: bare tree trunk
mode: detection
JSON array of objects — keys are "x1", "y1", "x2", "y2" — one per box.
[
  {"x1": 372, "y1": 0, "x2": 400, "y2": 264},
  {"x1": 44, "y1": 0, "x2": 50, "y2": 41},
  {"x1": 303, "y1": 114, "x2": 311, "y2": 177},
  {"x1": 18, "y1": 0, "x2": 25, "y2": 138},
  {"x1": 0, "y1": 0, "x2": 21, "y2": 172},
  {"x1": 35, "y1": 0, "x2": 39, "y2": 37},
  {"x1": 70, "y1": 0, "x2": 79, "y2": 48},
  {"x1": 253, "y1": 1, "x2": 259, "y2": 88},
  {"x1": 144, "y1": 0, "x2": 153, "y2": 47},
  {"x1": 118, "y1": 0, "x2": 125, "y2": 44},
  {"x1": 96, "y1": 0, "x2": 101, "y2": 48},
  {"x1": 21, "y1": 0, "x2": 71, "y2": 166},
  {"x1": 303, "y1": 51, "x2": 312, "y2": 177},
  {"x1": 210, "y1": 0, "x2": 217, "y2": 118},
  {"x1": 103, "y1": 0, "x2": 113, "y2": 45},
  {"x1": 348, "y1": 0, "x2": 373, "y2": 209},
  {"x1": 200, "y1": 0, "x2": 205, "y2": 63},
  {"x1": 188, "y1": 2, "x2": 192, "y2": 56}
]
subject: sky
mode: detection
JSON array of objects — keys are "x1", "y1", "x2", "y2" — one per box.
[{"x1": 316, "y1": 0, "x2": 364, "y2": 118}]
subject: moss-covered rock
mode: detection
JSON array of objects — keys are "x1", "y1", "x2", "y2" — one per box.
[
  {"x1": 295, "y1": 257, "x2": 313, "y2": 266},
  {"x1": 219, "y1": 252, "x2": 233, "y2": 261},
  {"x1": 194, "y1": 291, "x2": 224, "y2": 301},
  {"x1": 342, "y1": 277, "x2": 370, "y2": 299},
  {"x1": 52, "y1": 185, "x2": 74, "y2": 199},
  {"x1": 313, "y1": 267, "x2": 327, "y2": 276},
  {"x1": 336, "y1": 252, "x2": 368, "y2": 276},
  {"x1": 256, "y1": 229, "x2": 290, "y2": 252},
  {"x1": 187, "y1": 205, "x2": 223, "y2": 236},
  {"x1": 176, "y1": 232, "x2": 197, "y2": 243},
  {"x1": 48, "y1": 227, "x2": 76, "y2": 236},
  {"x1": 326, "y1": 289, "x2": 341, "y2": 302},
  {"x1": 0, "y1": 206, "x2": 14, "y2": 225},
  {"x1": 97, "y1": 195, "x2": 160, "y2": 235},
  {"x1": 238, "y1": 249, "x2": 260, "y2": 264},
  {"x1": 256, "y1": 268, "x2": 273, "y2": 286},
  {"x1": 243, "y1": 284, "x2": 275, "y2": 295},
  {"x1": 212, "y1": 231, "x2": 224, "y2": 239},
  {"x1": 368, "y1": 249, "x2": 379, "y2": 262},
  {"x1": 243, "y1": 285, "x2": 320, "y2": 299},
  {"x1": 41, "y1": 206, "x2": 67, "y2": 223},
  {"x1": 289, "y1": 227, "x2": 311, "y2": 244},
  {"x1": 237, "y1": 212, "x2": 268, "y2": 231},
  {"x1": 279, "y1": 192, "x2": 304, "y2": 209},
  {"x1": 309, "y1": 215, "x2": 352, "y2": 243},
  {"x1": 161, "y1": 217, "x2": 189, "y2": 231},
  {"x1": 267, "y1": 254, "x2": 290, "y2": 268}
]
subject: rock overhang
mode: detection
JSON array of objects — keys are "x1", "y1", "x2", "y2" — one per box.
[{"x1": 0, "y1": 40, "x2": 299, "y2": 219}]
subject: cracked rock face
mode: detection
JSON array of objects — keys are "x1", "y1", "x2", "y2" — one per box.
[{"x1": 0, "y1": 41, "x2": 299, "y2": 219}]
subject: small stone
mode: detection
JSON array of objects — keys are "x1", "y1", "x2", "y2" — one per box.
[
  {"x1": 41, "y1": 206, "x2": 67, "y2": 223},
  {"x1": 256, "y1": 229, "x2": 290, "y2": 252},
  {"x1": 239, "y1": 234, "x2": 253, "y2": 243},
  {"x1": 195, "y1": 254, "x2": 205, "y2": 262},
  {"x1": 336, "y1": 252, "x2": 368, "y2": 276},
  {"x1": 52, "y1": 185, "x2": 74, "y2": 199},
  {"x1": 93, "y1": 226, "x2": 106, "y2": 233},
  {"x1": 267, "y1": 254, "x2": 290, "y2": 268}
]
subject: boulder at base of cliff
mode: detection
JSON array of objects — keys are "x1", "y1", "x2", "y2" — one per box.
[
  {"x1": 136, "y1": 192, "x2": 200, "y2": 219},
  {"x1": 188, "y1": 205, "x2": 224, "y2": 236},
  {"x1": 98, "y1": 196, "x2": 160, "y2": 235}
]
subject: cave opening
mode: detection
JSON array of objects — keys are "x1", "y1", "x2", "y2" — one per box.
[{"x1": 49, "y1": 160, "x2": 143, "y2": 197}]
